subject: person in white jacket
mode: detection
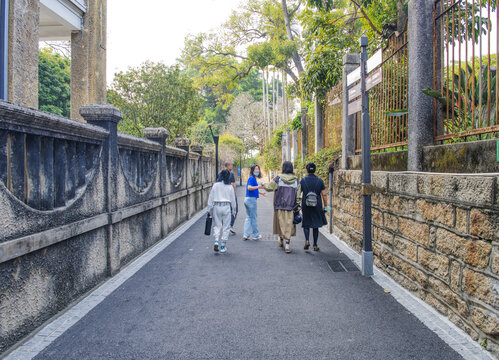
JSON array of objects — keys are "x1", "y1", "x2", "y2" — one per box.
[{"x1": 207, "y1": 169, "x2": 237, "y2": 253}]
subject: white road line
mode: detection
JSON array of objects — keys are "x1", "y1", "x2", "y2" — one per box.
[
  {"x1": 3, "y1": 210, "x2": 208, "y2": 360},
  {"x1": 320, "y1": 228, "x2": 495, "y2": 360}
]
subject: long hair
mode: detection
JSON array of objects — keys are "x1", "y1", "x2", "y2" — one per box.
[
  {"x1": 281, "y1": 161, "x2": 294, "y2": 175},
  {"x1": 250, "y1": 164, "x2": 261, "y2": 178},
  {"x1": 218, "y1": 169, "x2": 231, "y2": 185}
]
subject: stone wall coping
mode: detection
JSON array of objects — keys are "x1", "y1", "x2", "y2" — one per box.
[
  {"x1": 337, "y1": 169, "x2": 499, "y2": 177},
  {"x1": 189, "y1": 152, "x2": 201, "y2": 160},
  {"x1": 0, "y1": 100, "x2": 109, "y2": 143},
  {"x1": 117, "y1": 133, "x2": 162, "y2": 152},
  {"x1": 165, "y1": 144, "x2": 188, "y2": 157}
]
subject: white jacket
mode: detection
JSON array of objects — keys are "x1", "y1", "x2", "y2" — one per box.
[{"x1": 207, "y1": 182, "x2": 237, "y2": 212}]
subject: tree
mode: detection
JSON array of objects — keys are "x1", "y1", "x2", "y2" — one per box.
[
  {"x1": 107, "y1": 62, "x2": 202, "y2": 140},
  {"x1": 219, "y1": 132, "x2": 245, "y2": 163},
  {"x1": 227, "y1": 93, "x2": 267, "y2": 151},
  {"x1": 38, "y1": 48, "x2": 71, "y2": 117}
]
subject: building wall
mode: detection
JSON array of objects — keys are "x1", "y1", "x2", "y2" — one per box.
[{"x1": 332, "y1": 169, "x2": 499, "y2": 353}]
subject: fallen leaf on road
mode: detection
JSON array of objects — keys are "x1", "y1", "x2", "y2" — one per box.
[{"x1": 384, "y1": 289, "x2": 391, "y2": 293}]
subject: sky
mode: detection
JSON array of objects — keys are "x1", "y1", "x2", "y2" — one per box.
[{"x1": 107, "y1": 0, "x2": 241, "y2": 84}]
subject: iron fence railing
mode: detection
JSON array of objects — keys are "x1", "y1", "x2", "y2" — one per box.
[
  {"x1": 433, "y1": 0, "x2": 499, "y2": 141},
  {"x1": 354, "y1": 30, "x2": 409, "y2": 153},
  {"x1": 323, "y1": 82, "x2": 343, "y2": 150}
]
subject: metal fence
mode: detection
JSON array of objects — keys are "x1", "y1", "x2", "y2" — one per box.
[
  {"x1": 323, "y1": 82, "x2": 343, "y2": 150},
  {"x1": 433, "y1": 0, "x2": 499, "y2": 141},
  {"x1": 354, "y1": 30, "x2": 409, "y2": 153}
]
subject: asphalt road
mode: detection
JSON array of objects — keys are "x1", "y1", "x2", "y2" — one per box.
[{"x1": 34, "y1": 185, "x2": 462, "y2": 360}]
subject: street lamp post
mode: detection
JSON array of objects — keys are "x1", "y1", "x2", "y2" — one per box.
[
  {"x1": 208, "y1": 125, "x2": 219, "y2": 181},
  {"x1": 239, "y1": 148, "x2": 243, "y2": 186},
  {"x1": 360, "y1": 35, "x2": 373, "y2": 277}
]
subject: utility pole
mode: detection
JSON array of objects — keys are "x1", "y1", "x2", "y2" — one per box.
[{"x1": 360, "y1": 35, "x2": 373, "y2": 277}]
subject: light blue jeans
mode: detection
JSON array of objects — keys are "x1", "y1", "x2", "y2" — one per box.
[{"x1": 244, "y1": 197, "x2": 260, "y2": 238}]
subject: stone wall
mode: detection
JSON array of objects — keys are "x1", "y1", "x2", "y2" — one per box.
[
  {"x1": 0, "y1": 101, "x2": 214, "y2": 355},
  {"x1": 332, "y1": 169, "x2": 499, "y2": 353}
]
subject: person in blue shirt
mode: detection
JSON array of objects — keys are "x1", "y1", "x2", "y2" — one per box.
[{"x1": 243, "y1": 164, "x2": 266, "y2": 240}]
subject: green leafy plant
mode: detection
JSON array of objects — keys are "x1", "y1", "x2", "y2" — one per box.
[{"x1": 423, "y1": 63, "x2": 497, "y2": 138}]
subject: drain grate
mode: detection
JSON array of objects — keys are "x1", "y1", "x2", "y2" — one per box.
[{"x1": 327, "y1": 259, "x2": 360, "y2": 272}]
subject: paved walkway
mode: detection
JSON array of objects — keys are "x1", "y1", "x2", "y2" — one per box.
[{"x1": 10, "y1": 186, "x2": 471, "y2": 359}]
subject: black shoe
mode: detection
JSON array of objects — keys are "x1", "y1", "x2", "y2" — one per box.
[
  {"x1": 313, "y1": 245, "x2": 320, "y2": 251},
  {"x1": 214, "y1": 243, "x2": 219, "y2": 252},
  {"x1": 304, "y1": 241, "x2": 310, "y2": 250}
]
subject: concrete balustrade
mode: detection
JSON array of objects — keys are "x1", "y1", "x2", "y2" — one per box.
[{"x1": 0, "y1": 101, "x2": 214, "y2": 354}]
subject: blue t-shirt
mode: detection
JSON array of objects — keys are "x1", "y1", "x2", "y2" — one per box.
[{"x1": 246, "y1": 176, "x2": 259, "y2": 198}]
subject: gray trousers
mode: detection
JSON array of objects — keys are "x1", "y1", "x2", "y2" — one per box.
[{"x1": 213, "y1": 203, "x2": 231, "y2": 242}]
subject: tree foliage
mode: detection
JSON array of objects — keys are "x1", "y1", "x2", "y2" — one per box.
[
  {"x1": 107, "y1": 62, "x2": 202, "y2": 140},
  {"x1": 181, "y1": 0, "x2": 305, "y2": 104},
  {"x1": 38, "y1": 48, "x2": 71, "y2": 117},
  {"x1": 219, "y1": 132, "x2": 245, "y2": 163},
  {"x1": 227, "y1": 93, "x2": 266, "y2": 152}
]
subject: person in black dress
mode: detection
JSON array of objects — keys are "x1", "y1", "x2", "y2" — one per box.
[{"x1": 299, "y1": 163, "x2": 330, "y2": 251}]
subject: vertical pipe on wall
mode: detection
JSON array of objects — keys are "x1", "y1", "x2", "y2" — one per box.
[{"x1": 0, "y1": 0, "x2": 8, "y2": 100}]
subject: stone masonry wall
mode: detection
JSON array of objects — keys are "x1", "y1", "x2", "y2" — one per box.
[{"x1": 332, "y1": 170, "x2": 499, "y2": 353}]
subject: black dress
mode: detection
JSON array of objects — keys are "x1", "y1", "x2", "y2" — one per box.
[{"x1": 300, "y1": 174, "x2": 328, "y2": 229}]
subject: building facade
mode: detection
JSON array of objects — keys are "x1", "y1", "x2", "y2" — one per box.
[{"x1": 0, "y1": 0, "x2": 106, "y2": 121}]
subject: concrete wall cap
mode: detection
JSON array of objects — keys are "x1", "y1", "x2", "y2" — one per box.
[
  {"x1": 143, "y1": 127, "x2": 170, "y2": 140},
  {"x1": 117, "y1": 133, "x2": 162, "y2": 152},
  {"x1": 174, "y1": 137, "x2": 192, "y2": 147},
  {"x1": 80, "y1": 104, "x2": 123, "y2": 122},
  {"x1": 0, "y1": 100, "x2": 109, "y2": 141},
  {"x1": 190, "y1": 145, "x2": 204, "y2": 152}
]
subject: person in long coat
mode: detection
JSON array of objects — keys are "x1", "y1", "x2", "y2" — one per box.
[
  {"x1": 299, "y1": 162, "x2": 329, "y2": 251},
  {"x1": 263, "y1": 161, "x2": 301, "y2": 253}
]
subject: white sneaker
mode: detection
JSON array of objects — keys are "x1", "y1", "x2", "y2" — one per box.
[
  {"x1": 253, "y1": 235, "x2": 262, "y2": 240},
  {"x1": 230, "y1": 228, "x2": 236, "y2": 235},
  {"x1": 220, "y1": 242, "x2": 227, "y2": 253}
]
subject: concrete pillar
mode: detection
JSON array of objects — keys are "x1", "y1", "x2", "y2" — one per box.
[
  {"x1": 7, "y1": 0, "x2": 39, "y2": 108},
  {"x1": 0, "y1": 0, "x2": 8, "y2": 100},
  {"x1": 80, "y1": 104, "x2": 122, "y2": 276},
  {"x1": 408, "y1": 0, "x2": 434, "y2": 171},
  {"x1": 292, "y1": 129, "x2": 298, "y2": 163},
  {"x1": 71, "y1": 0, "x2": 107, "y2": 121},
  {"x1": 144, "y1": 127, "x2": 169, "y2": 238},
  {"x1": 174, "y1": 137, "x2": 191, "y2": 190},
  {"x1": 314, "y1": 95, "x2": 324, "y2": 153},
  {"x1": 342, "y1": 53, "x2": 360, "y2": 169}
]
